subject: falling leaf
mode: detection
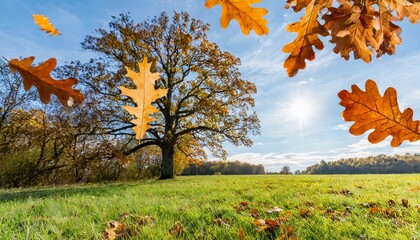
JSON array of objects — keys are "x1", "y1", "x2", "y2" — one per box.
[
  {"x1": 338, "y1": 79, "x2": 420, "y2": 147},
  {"x1": 401, "y1": 199, "x2": 409, "y2": 208},
  {"x1": 33, "y1": 14, "x2": 61, "y2": 36},
  {"x1": 282, "y1": 0, "x2": 331, "y2": 77},
  {"x1": 120, "y1": 58, "x2": 168, "y2": 140},
  {"x1": 205, "y1": 0, "x2": 269, "y2": 35},
  {"x1": 169, "y1": 221, "x2": 184, "y2": 236},
  {"x1": 8, "y1": 56, "x2": 84, "y2": 107}
]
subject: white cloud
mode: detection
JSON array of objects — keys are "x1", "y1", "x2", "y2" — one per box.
[{"x1": 334, "y1": 123, "x2": 351, "y2": 131}]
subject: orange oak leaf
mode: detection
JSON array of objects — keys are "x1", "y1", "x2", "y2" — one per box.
[
  {"x1": 33, "y1": 14, "x2": 61, "y2": 36},
  {"x1": 120, "y1": 58, "x2": 168, "y2": 141},
  {"x1": 8, "y1": 56, "x2": 84, "y2": 107},
  {"x1": 323, "y1": 1, "x2": 379, "y2": 63},
  {"x1": 205, "y1": 0, "x2": 269, "y2": 35},
  {"x1": 282, "y1": 0, "x2": 331, "y2": 77},
  {"x1": 376, "y1": 1, "x2": 403, "y2": 57},
  {"x1": 338, "y1": 79, "x2": 420, "y2": 147}
]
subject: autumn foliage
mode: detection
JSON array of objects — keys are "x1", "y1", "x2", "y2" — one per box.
[
  {"x1": 33, "y1": 14, "x2": 61, "y2": 36},
  {"x1": 207, "y1": 0, "x2": 420, "y2": 76},
  {"x1": 339, "y1": 80, "x2": 420, "y2": 147},
  {"x1": 120, "y1": 58, "x2": 168, "y2": 140},
  {"x1": 8, "y1": 57, "x2": 84, "y2": 107}
]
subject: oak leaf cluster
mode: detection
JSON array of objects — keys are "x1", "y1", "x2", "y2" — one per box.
[{"x1": 206, "y1": 0, "x2": 420, "y2": 76}]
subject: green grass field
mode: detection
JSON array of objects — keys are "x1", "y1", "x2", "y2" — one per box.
[{"x1": 0, "y1": 175, "x2": 419, "y2": 239}]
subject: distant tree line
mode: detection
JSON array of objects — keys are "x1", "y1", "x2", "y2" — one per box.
[
  {"x1": 303, "y1": 154, "x2": 420, "y2": 174},
  {"x1": 181, "y1": 160, "x2": 264, "y2": 175}
]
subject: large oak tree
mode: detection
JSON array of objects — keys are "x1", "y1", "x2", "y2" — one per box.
[{"x1": 76, "y1": 12, "x2": 260, "y2": 179}]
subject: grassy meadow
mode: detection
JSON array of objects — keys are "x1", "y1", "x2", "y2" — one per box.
[{"x1": 0, "y1": 175, "x2": 419, "y2": 239}]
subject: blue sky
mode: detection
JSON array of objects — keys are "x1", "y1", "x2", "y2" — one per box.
[{"x1": 1, "y1": 0, "x2": 420, "y2": 172}]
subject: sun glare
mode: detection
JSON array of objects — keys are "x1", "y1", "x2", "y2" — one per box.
[{"x1": 290, "y1": 98, "x2": 315, "y2": 125}]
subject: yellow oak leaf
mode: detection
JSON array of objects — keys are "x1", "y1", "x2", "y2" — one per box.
[
  {"x1": 282, "y1": 0, "x2": 331, "y2": 77},
  {"x1": 33, "y1": 14, "x2": 61, "y2": 36},
  {"x1": 205, "y1": 0, "x2": 269, "y2": 35},
  {"x1": 384, "y1": 0, "x2": 420, "y2": 23},
  {"x1": 8, "y1": 56, "x2": 84, "y2": 107},
  {"x1": 338, "y1": 79, "x2": 420, "y2": 147},
  {"x1": 120, "y1": 58, "x2": 168, "y2": 141}
]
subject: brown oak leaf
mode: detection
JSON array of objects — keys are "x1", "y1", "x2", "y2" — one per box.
[
  {"x1": 205, "y1": 0, "x2": 269, "y2": 35},
  {"x1": 323, "y1": 1, "x2": 379, "y2": 63},
  {"x1": 120, "y1": 58, "x2": 168, "y2": 141},
  {"x1": 104, "y1": 221, "x2": 126, "y2": 240},
  {"x1": 33, "y1": 14, "x2": 61, "y2": 36},
  {"x1": 376, "y1": 1, "x2": 403, "y2": 57},
  {"x1": 338, "y1": 79, "x2": 420, "y2": 147},
  {"x1": 8, "y1": 56, "x2": 84, "y2": 107},
  {"x1": 282, "y1": 0, "x2": 331, "y2": 77}
]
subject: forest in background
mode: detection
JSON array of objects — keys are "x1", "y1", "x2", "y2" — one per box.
[{"x1": 302, "y1": 153, "x2": 420, "y2": 174}]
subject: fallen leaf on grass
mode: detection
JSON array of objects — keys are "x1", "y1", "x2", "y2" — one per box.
[
  {"x1": 299, "y1": 208, "x2": 311, "y2": 218},
  {"x1": 323, "y1": 208, "x2": 350, "y2": 221},
  {"x1": 252, "y1": 218, "x2": 287, "y2": 232},
  {"x1": 234, "y1": 201, "x2": 250, "y2": 212},
  {"x1": 361, "y1": 202, "x2": 377, "y2": 208},
  {"x1": 368, "y1": 207, "x2": 399, "y2": 218},
  {"x1": 237, "y1": 228, "x2": 247, "y2": 240},
  {"x1": 169, "y1": 221, "x2": 184, "y2": 236},
  {"x1": 104, "y1": 221, "x2": 126, "y2": 240},
  {"x1": 266, "y1": 207, "x2": 283, "y2": 214},
  {"x1": 392, "y1": 218, "x2": 406, "y2": 227},
  {"x1": 409, "y1": 186, "x2": 420, "y2": 192},
  {"x1": 137, "y1": 215, "x2": 155, "y2": 226},
  {"x1": 213, "y1": 218, "x2": 231, "y2": 227},
  {"x1": 388, "y1": 200, "x2": 396, "y2": 207},
  {"x1": 278, "y1": 225, "x2": 298, "y2": 240},
  {"x1": 250, "y1": 208, "x2": 259, "y2": 218},
  {"x1": 329, "y1": 188, "x2": 353, "y2": 196},
  {"x1": 401, "y1": 199, "x2": 409, "y2": 208}
]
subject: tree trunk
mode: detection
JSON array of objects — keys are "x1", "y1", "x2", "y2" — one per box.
[{"x1": 160, "y1": 142, "x2": 175, "y2": 179}]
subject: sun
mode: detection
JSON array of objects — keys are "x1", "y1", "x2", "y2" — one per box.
[{"x1": 289, "y1": 97, "x2": 315, "y2": 125}]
